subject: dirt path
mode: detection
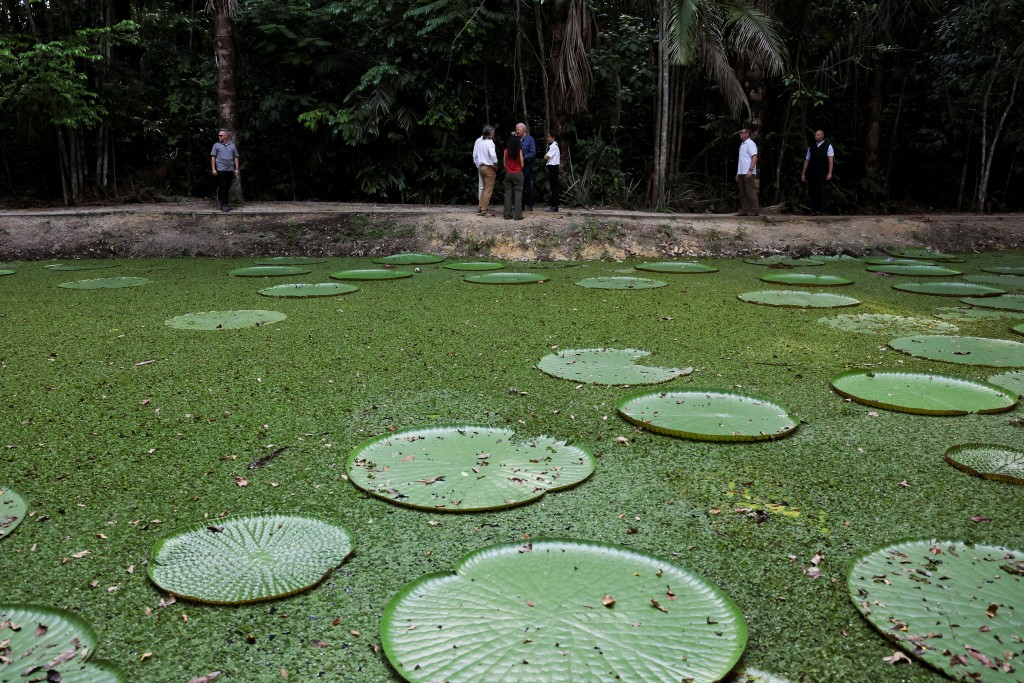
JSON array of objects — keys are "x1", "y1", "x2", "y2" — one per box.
[{"x1": 1, "y1": 201, "x2": 1021, "y2": 259}]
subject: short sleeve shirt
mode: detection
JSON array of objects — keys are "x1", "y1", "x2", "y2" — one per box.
[
  {"x1": 737, "y1": 139, "x2": 757, "y2": 175},
  {"x1": 211, "y1": 142, "x2": 238, "y2": 172}
]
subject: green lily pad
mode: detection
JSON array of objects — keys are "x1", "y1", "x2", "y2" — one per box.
[
  {"x1": 329, "y1": 269, "x2": 414, "y2": 280},
  {"x1": 373, "y1": 253, "x2": 444, "y2": 265},
  {"x1": 744, "y1": 256, "x2": 824, "y2": 266},
  {"x1": 617, "y1": 390, "x2": 799, "y2": 441},
  {"x1": 865, "y1": 264, "x2": 962, "y2": 276},
  {"x1": 256, "y1": 257, "x2": 326, "y2": 265},
  {"x1": 863, "y1": 258, "x2": 939, "y2": 266},
  {"x1": 148, "y1": 513, "x2": 353, "y2": 604},
  {"x1": 818, "y1": 313, "x2": 958, "y2": 336},
  {"x1": 165, "y1": 310, "x2": 287, "y2": 330},
  {"x1": 848, "y1": 539, "x2": 1024, "y2": 682},
  {"x1": 523, "y1": 261, "x2": 582, "y2": 269},
  {"x1": 635, "y1": 261, "x2": 720, "y2": 274},
  {"x1": 228, "y1": 266, "x2": 312, "y2": 277},
  {"x1": 960, "y1": 294, "x2": 1024, "y2": 312},
  {"x1": 58, "y1": 277, "x2": 152, "y2": 289},
  {"x1": 258, "y1": 283, "x2": 359, "y2": 298},
  {"x1": 981, "y1": 266, "x2": 1024, "y2": 275},
  {"x1": 892, "y1": 281, "x2": 1005, "y2": 297},
  {"x1": 886, "y1": 248, "x2": 962, "y2": 261},
  {"x1": 44, "y1": 263, "x2": 120, "y2": 271},
  {"x1": 935, "y1": 306, "x2": 1024, "y2": 322},
  {"x1": 988, "y1": 371, "x2": 1024, "y2": 395},
  {"x1": 830, "y1": 371, "x2": 1018, "y2": 415},
  {"x1": 738, "y1": 290, "x2": 860, "y2": 308},
  {"x1": 0, "y1": 485, "x2": 26, "y2": 540},
  {"x1": 888, "y1": 335, "x2": 1024, "y2": 367},
  {"x1": 381, "y1": 539, "x2": 747, "y2": 683},
  {"x1": 464, "y1": 272, "x2": 548, "y2": 285},
  {"x1": 944, "y1": 444, "x2": 1024, "y2": 484},
  {"x1": 1014, "y1": 322, "x2": 1024, "y2": 336},
  {"x1": 576, "y1": 277, "x2": 667, "y2": 289},
  {"x1": 0, "y1": 269, "x2": 15, "y2": 276},
  {"x1": 964, "y1": 274, "x2": 1024, "y2": 290},
  {"x1": 759, "y1": 272, "x2": 853, "y2": 287},
  {"x1": 442, "y1": 261, "x2": 505, "y2": 271},
  {"x1": 536, "y1": 348, "x2": 693, "y2": 385},
  {"x1": 346, "y1": 426, "x2": 594, "y2": 511}
]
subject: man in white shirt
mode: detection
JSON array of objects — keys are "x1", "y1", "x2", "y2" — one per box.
[
  {"x1": 472, "y1": 125, "x2": 498, "y2": 216},
  {"x1": 735, "y1": 127, "x2": 759, "y2": 216}
]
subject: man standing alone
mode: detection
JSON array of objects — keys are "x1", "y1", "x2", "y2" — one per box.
[
  {"x1": 210, "y1": 129, "x2": 239, "y2": 212},
  {"x1": 516, "y1": 123, "x2": 536, "y2": 211},
  {"x1": 801, "y1": 130, "x2": 835, "y2": 215},
  {"x1": 735, "y1": 127, "x2": 759, "y2": 216}
]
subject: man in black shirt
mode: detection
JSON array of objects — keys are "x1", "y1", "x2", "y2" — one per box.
[{"x1": 801, "y1": 130, "x2": 834, "y2": 215}]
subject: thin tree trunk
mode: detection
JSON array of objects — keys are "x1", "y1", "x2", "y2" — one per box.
[
  {"x1": 864, "y1": 50, "x2": 883, "y2": 177},
  {"x1": 977, "y1": 55, "x2": 1020, "y2": 213},
  {"x1": 533, "y1": 1, "x2": 551, "y2": 133},
  {"x1": 651, "y1": 0, "x2": 669, "y2": 207}
]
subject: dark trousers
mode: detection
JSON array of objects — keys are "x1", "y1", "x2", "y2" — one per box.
[
  {"x1": 547, "y1": 165, "x2": 560, "y2": 209},
  {"x1": 808, "y1": 174, "x2": 828, "y2": 214},
  {"x1": 522, "y1": 162, "x2": 534, "y2": 208},
  {"x1": 215, "y1": 172, "x2": 234, "y2": 206},
  {"x1": 504, "y1": 171, "x2": 524, "y2": 219}
]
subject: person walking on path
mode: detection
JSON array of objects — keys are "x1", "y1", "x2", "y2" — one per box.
[
  {"x1": 801, "y1": 129, "x2": 835, "y2": 215},
  {"x1": 210, "y1": 130, "x2": 239, "y2": 212},
  {"x1": 544, "y1": 131, "x2": 560, "y2": 212},
  {"x1": 503, "y1": 134, "x2": 525, "y2": 220},
  {"x1": 472, "y1": 125, "x2": 498, "y2": 216},
  {"x1": 735, "y1": 127, "x2": 759, "y2": 216},
  {"x1": 516, "y1": 123, "x2": 537, "y2": 211}
]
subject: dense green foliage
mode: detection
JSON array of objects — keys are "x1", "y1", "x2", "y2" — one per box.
[{"x1": 0, "y1": 0, "x2": 1021, "y2": 211}]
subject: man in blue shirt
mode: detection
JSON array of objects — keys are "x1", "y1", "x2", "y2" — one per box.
[
  {"x1": 516, "y1": 123, "x2": 537, "y2": 211},
  {"x1": 210, "y1": 130, "x2": 239, "y2": 212}
]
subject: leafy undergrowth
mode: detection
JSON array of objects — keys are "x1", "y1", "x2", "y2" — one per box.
[{"x1": 0, "y1": 253, "x2": 1022, "y2": 682}]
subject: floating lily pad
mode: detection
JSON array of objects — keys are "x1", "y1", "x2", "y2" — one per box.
[
  {"x1": 759, "y1": 272, "x2": 853, "y2": 287},
  {"x1": 329, "y1": 269, "x2": 414, "y2": 280},
  {"x1": 0, "y1": 485, "x2": 26, "y2": 540},
  {"x1": 0, "y1": 269, "x2": 14, "y2": 276},
  {"x1": 44, "y1": 263, "x2": 120, "y2": 271},
  {"x1": 442, "y1": 261, "x2": 505, "y2": 271},
  {"x1": 256, "y1": 257, "x2": 326, "y2": 265},
  {"x1": 988, "y1": 371, "x2": 1024, "y2": 396},
  {"x1": 738, "y1": 290, "x2": 860, "y2": 308},
  {"x1": 576, "y1": 276, "x2": 667, "y2": 289},
  {"x1": 635, "y1": 261, "x2": 719, "y2": 274},
  {"x1": 148, "y1": 513, "x2": 353, "y2": 604},
  {"x1": 228, "y1": 266, "x2": 312, "y2": 277},
  {"x1": 885, "y1": 248, "x2": 962, "y2": 261},
  {"x1": 964, "y1": 274, "x2": 1024, "y2": 290},
  {"x1": 346, "y1": 426, "x2": 594, "y2": 511},
  {"x1": 744, "y1": 256, "x2": 824, "y2": 266},
  {"x1": 617, "y1": 390, "x2": 799, "y2": 441},
  {"x1": 888, "y1": 335, "x2": 1024, "y2": 367},
  {"x1": 863, "y1": 258, "x2": 938, "y2": 266},
  {"x1": 536, "y1": 348, "x2": 693, "y2": 385},
  {"x1": 892, "y1": 281, "x2": 1005, "y2": 297},
  {"x1": 258, "y1": 283, "x2": 359, "y2": 298},
  {"x1": 373, "y1": 253, "x2": 444, "y2": 265},
  {"x1": 960, "y1": 294, "x2": 1024, "y2": 312},
  {"x1": 818, "y1": 313, "x2": 958, "y2": 336},
  {"x1": 848, "y1": 539, "x2": 1024, "y2": 682},
  {"x1": 58, "y1": 277, "x2": 152, "y2": 289},
  {"x1": 381, "y1": 539, "x2": 747, "y2": 683},
  {"x1": 944, "y1": 444, "x2": 1024, "y2": 484},
  {"x1": 981, "y1": 266, "x2": 1024, "y2": 275},
  {"x1": 1014, "y1": 322, "x2": 1024, "y2": 336},
  {"x1": 934, "y1": 306, "x2": 1024, "y2": 321},
  {"x1": 165, "y1": 310, "x2": 287, "y2": 330},
  {"x1": 865, "y1": 264, "x2": 962, "y2": 276},
  {"x1": 523, "y1": 261, "x2": 582, "y2": 269},
  {"x1": 464, "y1": 272, "x2": 548, "y2": 285},
  {"x1": 830, "y1": 370, "x2": 1018, "y2": 415}
]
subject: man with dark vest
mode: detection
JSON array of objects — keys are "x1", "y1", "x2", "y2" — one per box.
[{"x1": 801, "y1": 130, "x2": 834, "y2": 215}]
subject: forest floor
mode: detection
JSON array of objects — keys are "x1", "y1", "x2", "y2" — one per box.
[{"x1": 0, "y1": 200, "x2": 1022, "y2": 260}]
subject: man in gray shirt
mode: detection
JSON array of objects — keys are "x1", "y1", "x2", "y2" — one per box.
[{"x1": 210, "y1": 130, "x2": 239, "y2": 212}]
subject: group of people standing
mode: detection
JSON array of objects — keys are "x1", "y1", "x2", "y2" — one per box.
[
  {"x1": 735, "y1": 126, "x2": 836, "y2": 216},
  {"x1": 473, "y1": 123, "x2": 560, "y2": 219}
]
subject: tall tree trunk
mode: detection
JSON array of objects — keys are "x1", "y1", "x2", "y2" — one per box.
[
  {"x1": 976, "y1": 54, "x2": 1021, "y2": 213},
  {"x1": 211, "y1": 0, "x2": 241, "y2": 201},
  {"x1": 864, "y1": 50, "x2": 883, "y2": 178},
  {"x1": 533, "y1": 1, "x2": 551, "y2": 134},
  {"x1": 651, "y1": 0, "x2": 669, "y2": 207}
]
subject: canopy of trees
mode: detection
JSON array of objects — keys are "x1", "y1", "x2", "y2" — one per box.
[{"x1": 1, "y1": 0, "x2": 1021, "y2": 212}]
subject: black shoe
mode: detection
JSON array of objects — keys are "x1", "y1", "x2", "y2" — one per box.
[
  {"x1": 221, "y1": 204, "x2": 230, "y2": 212},
  {"x1": 546, "y1": 207, "x2": 558, "y2": 212}
]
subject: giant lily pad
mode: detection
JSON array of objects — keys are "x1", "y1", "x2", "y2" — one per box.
[
  {"x1": 58, "y1": 277, "x2": 151, "y2": 289},
  {"x1": 893, "y1": 281, "x2": 1005, "y2": 297},
  {"x1": 0, "y1": 485, "x2": 26, "y2": 540},
  {"x1": 635, "y1": 261, "x2": 719, "y2": 274},
  {"x1": 988, "y1": 371, "x2": 1024, "y2": 396},
  {"x1": 1014, "y1": 322, "x2": 1024, "y2": 336},
  {"x1": 330, "y1": 269, "x2": 414, "y2": 280},
  {"x1": 44, "y1": 263, "x2": 120, "y2": 271},
  {"x1": 982, "y1": 266, "x2": 1024, "y2": 275},
  {"x1": 818, "y1": 313, "x2": 957, "y2": 336},
  {"x1": 935, "y1": 306, "x2": 1024, "y2": 322},
  {"x1": 346, "y1": 426, "x2": 594, "y2": 511},
  {"x1": 758, "y1": 272, "x2": 853, "y2": 287},
  {"x1": 863, "y1": 258, "x2": 938, "y2": 266},
  {"x1": 885, "y1": 248, "x2": 962, "y2": 261},
  {"x1": 961, "y1": 294, "x2": 1024, "y2": 312},
  {"x1": 830, "y1": 371, "x2": 1017, "y2": 415},
  {"x1": 381, "y1": 539, "x2": 747, "y2": 683},
  {"x1": 373, "y1": 253, "x2": 444, "y2": 265},
  {"x1": 848, "y1": 539, "x2": 1024, "y2": 682},
  {"x1": 576, "y1": 276, "x2": 667, "y2": 289},
  {"x1": 165, "y1": 310, "x2": 287, "y2": 330},
  {"x1": 442, "y1": 261, "x2": 505, "y2": 271},
  {"x1": 944, "y1": 444, "x2": 1024, "y2": 484},
  {"x1": 464, "y1": 272, "x2": 548, "y2": 285},
  {"x1": 536, "y1": 348, "x2": 692, "y2": 385},
  {"x1": 258, "y1": 283, "x2": 358, "y2": 298},
  {"x1": 148, "y1": 513, "x2": 353, "y2": 604},
  {"x1": 0, "y1": 269, "x2": 15, "y2": 276},
  {"x1": 228, "y1": 266, "x2": 311, "y2": 277},
  {"x1": 0, "y1": 604, "x2": 126, "y2": 683},
  {"x1": 617, "y1": 390, "x2": 799, "y2": 441},
  {"x1": 256, "y1": 257, "x2": 326, "y2": 265},
  {"x1": 865, "y1": 264, "x2": 962, "y2": 276},
  {"x1": 965, "y1": 274, "x2": 1024, "y2": 290},
  {"x1": 888, "y1": 335, "x2": 1024, "y2": 367},
  {"x1": 744, "y1": 256, "x2": 824, "y2": 267},
  {"x1": 738, "y1": 290, "x2": 860, "y2": 308}
]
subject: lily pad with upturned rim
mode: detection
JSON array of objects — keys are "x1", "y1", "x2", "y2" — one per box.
[
  {"x1": 818, "y1": 313, "x2": 957, "y2": 336},
  {"x1": 965, "y1": 274, "x2": 1024, "y2": 291},
  {"x1": 758, "y1": 272, "x2": 853, "y2": 287},
  {"x1": 944, "y1": 444, "x2": 1024, "y2": 484},
  {"x1": 58, "y1": 277, "x2": 152, "y2": 289},
  {"x1": 257, "y1": 283, "x2": 359, "y2": 298},
  {"x1": 738, "y1": 290, "x2": 860, "y2": 308},
  {"x1": 885, "y1": 248, "x2": 963, "y2": 261},
  {"x1": 329, "y1": 269, "x2": 414, "y2": 281},
  {"x1": 228, "y1": 266, "x2": 312, "y2": 277},
  {"x1": 147, "y1": 513, "x2": 353, "y2": 604},
  {"x1": 165, "y1": 310, "x2": 287, "y2": 330},
  {"x1": 863, "y1": 258, "x2": 939, "y2": 266},
  {"x1": 346, "y1": 426, "x2": 594, "y2": 511},
  {"x1": 373, "y1": 253, "x2": 444, "y2": 265},
  {"x1": 617, "y1": 390, "x2": 799, "y2": 441},
  {"x1": 256, "y1": 257, "x2": 327, "y2": 265},
  {"x1": 0, "y1": 269, "x2": 14, "y2": 276},
  {"x1": 988, "y1": 371, "x2": 1024, "y2": 396},
  {"x1": 536, "y1": 348, "x2": 693, "y2": 385},
  {"x1": 576, "y1": 276, "x2": 667, "y2": 290},
  {"x1": 982, "y1": 266, "x2": 1024, "y2": 275},
  {"x1": 830, "y1": 370, "x2": 1018, "y2": 415},
  {"x1": 743, "y1": 256, "x2": 825, "y2": 267},
  {"x1": 865, "y1": 264, "x2": 962, "y2": 276},
  {"x1": 935, "y1": 306, "x2": 1024, "y2": 322},
  {"x1": 442, "y1": 261, "x2": 505, "y2": 271},
  {"x1": 635, "y1": 261, "x2": 720, "y2": 274},
  {"x1": 1014, "y1": 322, "x2": 1024, "y2": 336},
  {"x1": 848, "y1": 539, "x2": 1024, "y2": 682},
  {"x1": 892, "y1": 281, "x2": 1005, "y2": 297},
  {"x1": 44, "y1": 263, "x2": 120, "y2": 271},
  {"x1": 464, "y1": 272, "x2": 548, "y2": 285},
  {"x1": 888, "y1": 335, "x2": 1024, "y2": 367},
  {"x1": 380, "y1": 539, "x2": 748, "y2": 683},
  {"x1": 0, "y1": 485, "x2": 26, "y2": 540},
  {"x1": 960, "y1": 294, "x2": 1024, "y2": 312}
]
